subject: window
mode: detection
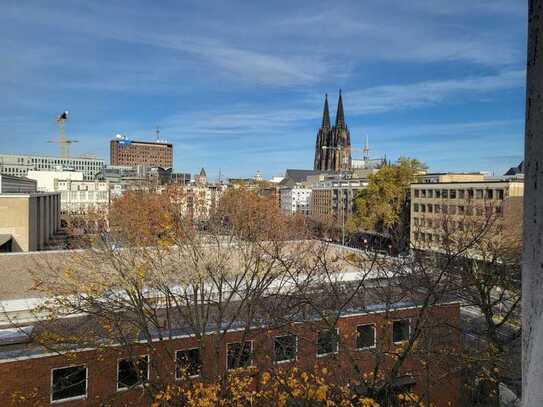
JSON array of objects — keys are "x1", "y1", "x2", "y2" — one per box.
[
  {"x1": 317, "y1": 329, "x2": 338, "y2": 356},
  {"x1": 227, "y1": 341, "x2": 253, "y2": 370},
  {"x1": 176, "y1": 348, "x2": 201, "y2": 379},
  {"x1": 421, "y1": 204, "x2": 426, "y2": 213},
  {"x1": 274, "y1": 334, "x2": 297, "y2": 363},
  {"x1": 458, "y1": 189, "x2": 465, "y2": 199},
  {"x1": 476, "y1": 189, "x2": 483, "y2": 199},
  {"x1": 420, "y1": 189, "x2": 426, "y2": 198},
  {"x1": 414, "y1": 189, "x2": 419, "y2": 198},
  {"x1": 442, "y1": 189, "x2": 448, "y2": 199},
  {"x1": 435, "y1": 190, "x2": 441, "y2": 199},
  {"x1": 356, "y1": 324, "x2": 376, "y2": 349},
  {"x1": 487, "y1": 189, "x2": 494, "y2": 199},
  {"x1": 117, "y1": 355, "x2": 149, "y2": 390},
  {"x1": 414, "y1": 203, "x2": 419, "y2": 212},
  {"x1": 450, "y1": 190, "x2": 457, "y2": 199},
  {"x1": 497, "y1": 189, "x2": 504, "y2": 199},
  {"x1": 51, "y1": 365, "x2": 87, "y2": 403},
  {"x1": 427, "y1": 189, "x2": 433, "y2": 198},
  {"x1": 468, "y1": 189, "x2": 474, "y2": 199},
  {"x1": 428, "y1": 204, "x2": 433, "y2": 213},
  {"x1": 392, "y1": 320, "x2": 410, "y2": 343}
]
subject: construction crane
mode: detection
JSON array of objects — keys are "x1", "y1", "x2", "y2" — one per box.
[{"x1": 48, "y1": 111, "x2": 79, "y2": 158}]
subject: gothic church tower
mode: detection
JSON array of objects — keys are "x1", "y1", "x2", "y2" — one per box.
[{"x1": 313, "y1": 90, "x2": 352, "y2": 172}]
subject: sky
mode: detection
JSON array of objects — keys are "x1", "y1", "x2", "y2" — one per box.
[{"x1": 0, "y1": 0, "x2": 528, "y2": 180}]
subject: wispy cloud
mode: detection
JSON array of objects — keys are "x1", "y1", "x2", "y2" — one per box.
[{"x1": 344, "y1": 70, "x2": 525, "y2": 115}]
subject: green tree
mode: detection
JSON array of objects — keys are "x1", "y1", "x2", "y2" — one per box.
[{"x1": 350, "y1": 157, "x2": 426, "y2": 250}]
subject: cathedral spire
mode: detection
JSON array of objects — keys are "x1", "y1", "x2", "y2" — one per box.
[
  {"x1": 335, "y1": 89, "x2": 345, "y2": 128},
  {"x1": 321, "y1": 93, "x2": 330, "y2": 128}
]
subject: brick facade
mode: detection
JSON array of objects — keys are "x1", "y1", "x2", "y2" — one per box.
[{"x1": 0, "y1": 303, "x2": 460, "y2": 406}]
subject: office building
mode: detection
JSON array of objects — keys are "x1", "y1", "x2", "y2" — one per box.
[
  {"x1": 410, "y1": 174, "x2": 524, "y2": 253},
  {"x1": 0, "y1": 153, "x2": 104, "y2": 180},
  {"x1": 110, "y1": 136, "x2": 173, "y2": 169}
]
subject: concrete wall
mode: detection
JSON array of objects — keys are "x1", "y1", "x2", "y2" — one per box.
[
  {"x1": 0, "y1": 193, "x2": 60, "y2": 252},
  {"x1": 522, "y1": 1, "x2": 543, "y2": 406}
]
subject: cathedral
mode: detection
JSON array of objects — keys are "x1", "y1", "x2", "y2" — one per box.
[{"x1": 313, "y1": 90, "x2": 352, "y2": 172}]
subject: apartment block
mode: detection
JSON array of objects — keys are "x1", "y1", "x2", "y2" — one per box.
[{"x1": 280, "y1": 186, "x2": 312, "y2": 215}]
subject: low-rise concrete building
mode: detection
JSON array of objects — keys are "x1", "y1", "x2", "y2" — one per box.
[{"x1": 0, "y1": 175, "x2": 60, "y2": 252}]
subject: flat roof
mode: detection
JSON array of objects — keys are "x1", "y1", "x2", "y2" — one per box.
[{"x1": 411, "y1": 180, "x2": 523, "y2": 185}]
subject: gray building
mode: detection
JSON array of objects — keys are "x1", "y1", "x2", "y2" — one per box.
[{"x1": 0, "y1": 153, "x2": 105, "y2": 180}]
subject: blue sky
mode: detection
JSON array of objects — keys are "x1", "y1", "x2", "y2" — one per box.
[{"x1": 1, "y1": 0, "x2": 527, "y2": 179}]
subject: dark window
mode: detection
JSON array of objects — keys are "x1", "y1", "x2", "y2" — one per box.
[
  {"x1": 497, "y1": 189, "x2": 504, "y2": 199},
  {"x1": 476, "y1": 189, "x2": 483, "y2": 199},
  {"x1": 274, "y1": 334, "x2": 297, "y2": 362},
  {"x1": 414, "y1": 189, "x2": 419, "y2": 198},
  {"x1": 227, "y1": 342, "x2": 252, "y2": 370},
  {"x1": 427, "y1": 190, "x2": 433, "y2": 198},
  {"x1": 51, "y1": 365, "x2": 87, "y2": 402},
  {"x1": 392, "y1": 320, "x2": 410, "y2": 343},
  {"x1": 435, "y1": 190, "x2": 441, "y2": 199},
  {"x1": 317, "y1": 329, "x2": 338, "y2": 355},
  {"x1": 442, "y1": 189, "x2": 448, "y2": 199},
  {"x1": 450, "y1": 190, "x2": 457, "y2": 199},
  {"x1": 176, "y1": 348, "x2": 201, "y2": 378},
  {"x1": 414, "y1": 203, "x2": 419, "y2": 212},
  {"x1": 356, "y1": 325, "x2": 375, "y2": 349},
  {"x1": 117, "y1": 356, "x2": 149, "y2": 390}
]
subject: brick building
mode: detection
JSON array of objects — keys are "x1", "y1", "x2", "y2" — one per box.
[
  {"x1": 0, "y1": 303, "x2": 460, "y2": 406},
  {"x1": 110, "y1": 138, "x2": 173, "y2": 169},
  {"x1": 0, "y1": 247, "x2": 461, "y2": 406}
]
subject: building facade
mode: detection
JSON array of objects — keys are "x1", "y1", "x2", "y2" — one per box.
[
  {"x1": 0, "y1": 302, "x2": 460, "y2": 406},
  {"x1": 313, "y1": 91, "x2": 352, "y2": 172},
  {"x1": 280, "y1": 186, "x2": 312, "y2": 215},
  {"x1": 0, "y1": 175, "x2": 60, "y2": 252},
  {"x1": 110, "y1": 138, "x2": 173, "y2": 169},
  {"x1": 310, "y1": 178, "x2": 367, "y2": 219},
  {"x1": 27, "y1": 170, "x2": 84, "y2": 192},
  {"x1": 56, "y1": 179, "x2": 110, "y2": 215},
  {"x1": 0, "y1": 153, "x2": 104, "y2": 180},
  {"x1": 410, "y1": 176, "x2": 524, "y2": 252}
]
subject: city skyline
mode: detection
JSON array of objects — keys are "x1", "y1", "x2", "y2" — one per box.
[{"x1": 1, "y1": 0, "x2": 527, "y2": 179}]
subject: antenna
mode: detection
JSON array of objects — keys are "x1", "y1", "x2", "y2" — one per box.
[
  {"x1": 155, "y1": 126, "x2": 160, "y2": 142},
  {"x1": 363, "y1": 134, "x2": 369, "y2": 161},
  {"x1": 48, "y1": 110, "x2": 79, "y2": 158}
]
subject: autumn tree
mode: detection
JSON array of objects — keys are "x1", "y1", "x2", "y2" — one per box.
[{"x1": 350, "y1": 158, "x2": 427, "y2": 251}]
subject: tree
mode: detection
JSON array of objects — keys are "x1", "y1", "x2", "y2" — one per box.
[
  {"x1": 9, "y1": 189, "x2": 460, "y2": 406},
  {"x1": 350, "y1": 158, "x2": 427, "y2": 251}
]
